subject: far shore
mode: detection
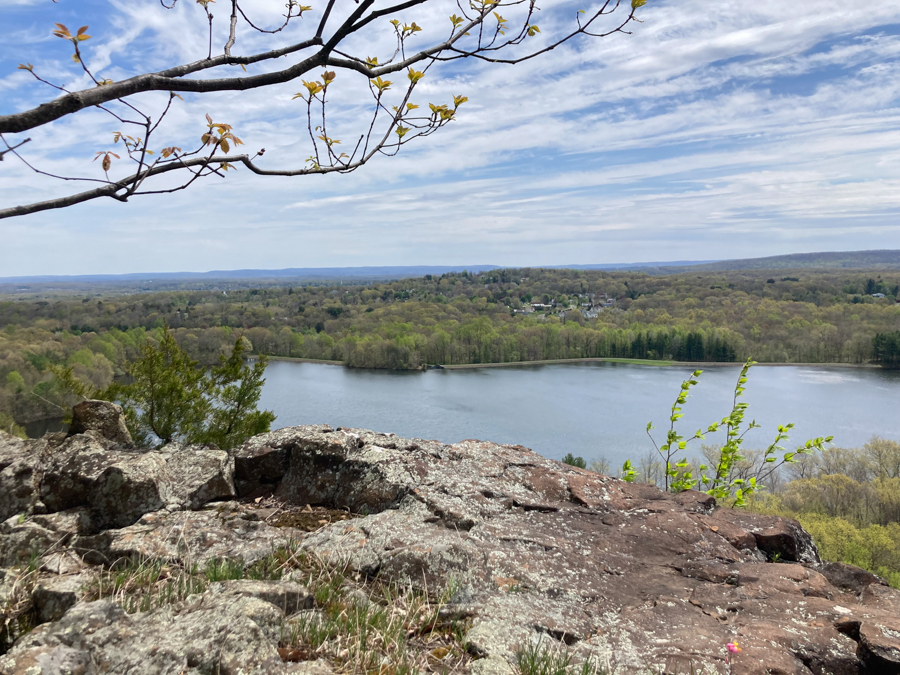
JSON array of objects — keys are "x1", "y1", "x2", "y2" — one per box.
[{"x1": 257, "y1": 355, "x2": 882, "y2": 370}]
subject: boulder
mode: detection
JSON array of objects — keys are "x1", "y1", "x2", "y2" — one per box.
[
  {"x1": 39, "y1": 434, "x2": 235, "y2": 529},
  {"x1": 0, "y1": 432, "x2": 38, "y2": 522},
  {"x1": 67, "y1": 399, "x2": 133, "y2": 447},
  {"x1": 821, "y1": 562, "x2": 889, "y2": 595},
  {"x1": 0, "y1": 519, "x2": 60, "y2": 568},
  {"x1": 7, "y1": 424, "x2": 900, "y2": 675},
  {"x1": 31, "y1": 573, "x2": 87, "y2": 623},
  {"x1": 73, "y1": 502, "x2": 304, "y2": 566},
  {"x1": 1, "y1": 583, "x2": 314, "y2": 675}
]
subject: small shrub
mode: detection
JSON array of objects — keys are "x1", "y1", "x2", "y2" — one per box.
[
  {"x1": 561, "y1": 454, "x2": 587, "y2": 469},
  {"x1": 632, "y1": 359, "x2": 831, "y2": 506}
]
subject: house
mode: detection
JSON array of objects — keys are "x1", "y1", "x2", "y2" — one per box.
[{"x1": 872, "y1": 293, "x2": 886, "y2": 298}]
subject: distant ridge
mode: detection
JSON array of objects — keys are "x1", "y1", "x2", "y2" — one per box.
[
  {"x1": 678, "y1": 249, "x2": 900, "y2": 272},
  {"x1": 4, "y1": 251, "x2": 899, "y2": 287},
  {"x1": 0, "y1": 265, "x2": 502, "y2": 284}
]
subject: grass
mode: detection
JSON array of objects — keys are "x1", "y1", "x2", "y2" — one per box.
[
  {"x1": 1, "y1": 548, "x2": 50, "y2": 654},
  {"x1": 82, "y1": 545, "x2": 471, "y2": 673},
  {"x1": 0, "y1": 567, "x2": 39, "y2": 655},
  {"x1": 515, "y1": 641, "x2": 608, "y2": 675}
]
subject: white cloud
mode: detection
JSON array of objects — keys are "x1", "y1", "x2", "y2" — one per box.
[{"x1": 2, "y1": 0, "x2": 900, "y2": 275}]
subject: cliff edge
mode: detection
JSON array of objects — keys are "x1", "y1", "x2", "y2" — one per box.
[{"x1": 0, "y1": 403, "x2": 898, "y2": 675}]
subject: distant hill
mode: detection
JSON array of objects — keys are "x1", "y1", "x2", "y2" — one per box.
[
  {"x1": 0, "y1": 265, "x2": 503, "y2": 285},
  {"x1": 676, "y1": 250, "x2": 900, "y2": 272}
]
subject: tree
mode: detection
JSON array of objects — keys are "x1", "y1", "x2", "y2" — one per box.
[
  {"x1": 54, "y1": 326, "x2": 275, "y2": 449},
  {"x1": 0, "y1": 0, "x2": 647, "y2": 219},
  {"x1": 113, "y1": 326, "x2": 211, "y2": 446},
  {"x1": 561, "y1": 453, "x2": 586, "y2": 468}
]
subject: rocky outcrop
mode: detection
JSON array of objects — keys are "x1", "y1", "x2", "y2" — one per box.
[
  {"x1": 0, "y1": 432, "x2": 40, "y2": 522},
  {"x1": 66, "y1": 400, "x2": 133, "y2": 448},
  {"x1": 1, "y1": 419, "x2": 899, "y2": 675},
  {"x1": 38, "y1": 434, "x2": 235, "y2": 530}
]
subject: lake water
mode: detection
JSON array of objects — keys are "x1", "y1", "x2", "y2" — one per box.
[{"x1": 257, "y1": 360, "x2": 900, "y2": 467}]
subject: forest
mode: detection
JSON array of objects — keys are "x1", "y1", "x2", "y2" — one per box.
[{"x1": 2, "y1": 266, "x2": 900, "y2": 427}]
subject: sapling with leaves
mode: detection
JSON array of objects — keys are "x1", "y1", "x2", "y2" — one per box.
[
  {"x1": 0, "y1": 0, "x2": 649, "y2": 219},
  {"x1": 622, "y1": 359, "x2": 832, "y2": 507}
]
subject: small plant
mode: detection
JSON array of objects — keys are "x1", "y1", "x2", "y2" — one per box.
[
  {"x1": 625, "y1": 359, "x2": 831, "y2": 506},
  {"x1": 514, "y1": 640, "x2": 605, "y2": 675},
  {"x1": 562, "y1": 453, "x2": 587, "y2": 469}
]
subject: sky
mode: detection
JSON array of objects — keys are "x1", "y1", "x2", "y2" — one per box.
[{"x1": 1, "y1": 0, "x2": 900, "y2": 276}]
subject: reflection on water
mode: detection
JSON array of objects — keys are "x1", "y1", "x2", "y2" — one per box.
[{"x1": 257, "y1": 361, "x2": 900, "y2": 466}]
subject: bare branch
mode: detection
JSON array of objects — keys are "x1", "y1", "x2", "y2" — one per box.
[
  {"x1": 225, "y1": 0, "x2": 238, "y2": 56},
  {"x1": 1, "y1": 0, "x2": 641, "y2": 218},
  {"x1": 0, "y1": 137, "x2": 31, "y2": 161}
]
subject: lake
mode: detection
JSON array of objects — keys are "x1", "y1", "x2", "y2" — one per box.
[{"x1": 257, "y1": 360, "x2": 900, "y2": 467}]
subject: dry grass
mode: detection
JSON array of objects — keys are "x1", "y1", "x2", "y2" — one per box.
[
  {"x1": 82, "y1": 543, "x2": 471, "y2": 673},
  {"x1": 0, "y1": 565, "x2": 40, "y2": 654}
]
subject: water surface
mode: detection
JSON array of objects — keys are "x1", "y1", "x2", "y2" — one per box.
[{"x1": 258, "y1": 360, "x2": 900, "y2": 466}]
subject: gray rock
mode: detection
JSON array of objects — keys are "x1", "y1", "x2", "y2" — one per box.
[
  {"x1": 212, "y1": 579, "x2": 313, "y2": 615},
  {"x1": 0, "y1": 432, "x2": 38, "y2": 522},
  {"x1": 39, "y1": 435, "x2": 236, "y2": 529},
  {"x1": 469, "y1": 655, "x2": 517, "y2": 675},
  {"x1": 32, "y1": 573, "x2": 87, "y2": 623},
  {"x1": 74, "y1": 504, "x2": 303, "y2": 567},
  {"x1": 67, "y1": 399, "x2": 133, "y2": 447},
  {"x1": 32, "y1": 507, "x2": 95, "y2": 536},
  {"x1": 3, "y1": 590, "x2": 298, "y2": 675},
  {"x1": 0, "y1": 520, "x2": 60, "y2": 568}
]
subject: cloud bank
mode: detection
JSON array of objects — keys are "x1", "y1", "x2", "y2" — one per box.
[{"x1": 1, "y1": 0, "x2": 899, "y2": 275}]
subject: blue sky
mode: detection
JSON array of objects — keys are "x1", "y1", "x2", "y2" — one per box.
[{"x1": 1, "y1": 0, "x2": 900, "y2": 276}]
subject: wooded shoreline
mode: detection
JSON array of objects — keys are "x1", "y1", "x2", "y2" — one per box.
[{"x1": 260, "y1": 354, "x2": 883, "y2": 370}]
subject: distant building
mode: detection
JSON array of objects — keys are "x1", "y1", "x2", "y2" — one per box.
[{"x1": 872, "y1": 293, "x2": 886, "y2": 298}]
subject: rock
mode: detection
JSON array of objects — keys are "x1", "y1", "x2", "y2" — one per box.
[
  {"x1": 8, "y1": 424, "x2": 900, "y2": 675},
  {"x1": 32, "y1": 507, "x2": 95, "y2": 536},
  {"x1": 31, "y1": 573, "x2": 87, "y2": 623},
  {"x1": 39, "y1": 434, "x2": 235, "y2": 529},
  {"x1": 2, "y1": 588, "x2": 305, "y2": 675},
  {"x1": 712, "y1": 509, "x2": 820, "y2": 563},
  {"x1": 74, "y1": 503, "x2": 303, "y2": 566},
  {"x1": 820, "y1": 562, "x2": 888, "y2": 595},
  {"x1": 0, "y1": 432, "x2": 38, "y2": 522},
  {"x1": 255, "y1": 426, "x2": 894, "y2": 674},
  {"x1": 860, "y1": 619, "x2": 900, "y2": 675},
  {"x1": 212, "y1": 579, "x2": 313, "y2": 615},
  {"x1": 0, "y1": 520, "x2": 59, "y2": 567},
  {"x1": 470, "y1": 655, "x2": 517, "y2": 675},
  {"x1": 67, "y1": 399, "x2": 133, "y2": 447}
]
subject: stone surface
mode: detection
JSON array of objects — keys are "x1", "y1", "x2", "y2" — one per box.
[
  {"x1": 31, "y1": 573, "x2": 87, "y2": 623},
  {"x1": 821, "y1": 562, "x2": 889, "y2": 595},
  {"x1": 67, "y1": 399, "x2": 133, "y2": 447},
  {"x1": 243, "y1": 426, "x2": 898, "y2": 675},
  {"x1": 39, "y1": 434, "x2": 236, "y2": 529},
  {"x1": 0, "y1": 592, "x2": 294, "y2": 675},
  {"x1": 5, "y1": 424, "x2": 900, "y2": 675},
  {"x1": 73, "y1": 502, "x2": 303, "y2": 566},
  {"x1": 210, "y1": 579, "x2": 314, "y2": 615},
  {"x1": 0, "y1": 520, "x2": 60, "y2": 568},
  {"x1": 0, "y1": 432, "x2": 38, "y2": 522}
]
